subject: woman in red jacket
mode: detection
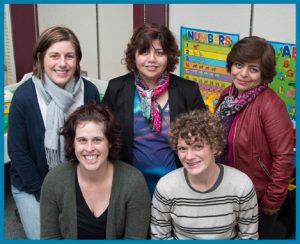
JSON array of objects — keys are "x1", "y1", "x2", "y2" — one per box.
[{"x1": 215, "y1": 36, "x2": 294, "y2": 239}]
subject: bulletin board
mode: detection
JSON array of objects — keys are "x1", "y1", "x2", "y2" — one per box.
[
  {"x1": 180, "y1": 26, "x2": 239, "y2": 112},
  {"x1": 268, "y1": 41, "x2": 296, "y2": 127}
]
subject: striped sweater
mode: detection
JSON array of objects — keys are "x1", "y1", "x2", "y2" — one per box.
[{"x1": 151, "y1": 164, "x2": 259, "y2": 240}]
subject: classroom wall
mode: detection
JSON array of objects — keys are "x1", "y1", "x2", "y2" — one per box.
[
  {"x1": 37, "y1": 4, "x2": 295, "y2": 79},
  {"x1": 37, "y1": 4, "x2": 99, "y2": 79},
  {"x1": 37, "y1": 4, "x2": 133, "y2": 81},
  {"x1": 97, "y1": 5, "x2": 133, "y2": 80},
  {"x1": 169, "y1": 4, "x2": 296, "y2": 75},
  {"x1": 252, "y1": 4, "x2": 295, "y2": 43}
]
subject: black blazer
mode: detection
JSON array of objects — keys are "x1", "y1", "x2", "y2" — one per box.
[{"x1": 102, "y1": 73, "x2": 206, "y2": 166}]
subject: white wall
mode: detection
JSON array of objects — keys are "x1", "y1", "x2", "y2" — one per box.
[
  {"x1": 252, "y1": 4, "x2": 295, "y2": 43},
  {"x1": 37, "y1": 4, "x2": 133, "y2": 80},
  {"x1": 97, "y1": 4, "x2": 133, "y2": 81},
  {"x1": 4, "y1": 4, "x2": 17, "y2": 85},
  {"x1": 168, "y1": 4, "x2": 296, "y2": 75},
  {"x1": 37, "y1": 4, "x2": 99, "y2": 78},
  {"x1": 169, "y1": 4, "x2": 252, "y2": 41}
]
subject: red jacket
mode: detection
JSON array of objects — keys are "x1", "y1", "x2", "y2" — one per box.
[{"x1": 216, "y1": 87, "x2": 295, "y2": 210}]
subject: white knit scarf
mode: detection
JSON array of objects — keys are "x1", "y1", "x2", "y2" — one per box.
[{"x1": 32, "y1": 74, "x2": 82, "y2": 169}]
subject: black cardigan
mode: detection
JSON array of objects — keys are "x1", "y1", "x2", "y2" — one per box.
[
  {"x1": 8, "y1": 77, "x2": 100, "y2": 201},
  {"x1": 102, "y1": 73, "x2": 206, "y2": 167}
]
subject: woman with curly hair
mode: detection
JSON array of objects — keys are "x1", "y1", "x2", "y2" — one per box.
[
  {"x1": 103, "y1": 23, "x2": 206, "y2": 195},
  {"x1": 151, "y1": 110, "x2": 258, "y2": 240}
]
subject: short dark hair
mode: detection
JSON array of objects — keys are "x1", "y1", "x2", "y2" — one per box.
[
  {"x1": 32, "y1": 26, "x2": 82, "y2": 80},
  {"x1": 169, "y1": 110, "x2": 225, "y2": 157},
  {"x1": 61, "y1": 103, "x2": 122, "y2": 162},
  {"x1": 227, "y1": 36, "x2": 276, "y2": 83},
  {"x1": 124, "y1": 23, "x2": 180, "y2": 73}
]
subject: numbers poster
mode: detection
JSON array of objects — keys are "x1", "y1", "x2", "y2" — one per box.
[{"x1": 180, "y1": 26, "x2": 239, "y2": 112}]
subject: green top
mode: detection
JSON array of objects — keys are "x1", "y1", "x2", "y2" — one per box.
[{"x1": 40, "y1": 160, "x2": 151, "y2": 239}]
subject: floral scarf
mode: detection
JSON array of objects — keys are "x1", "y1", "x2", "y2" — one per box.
[
  {"x1": 216, "y1": 82, "x2": 267, "y2": 163},
  {"x1": 135, "y1": 72, "x2": 170, "y2": 133}
]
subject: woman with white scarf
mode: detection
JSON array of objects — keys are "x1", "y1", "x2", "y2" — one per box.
[{"x1": 8, "y1": 26, "x2": 100, "y2": 239}]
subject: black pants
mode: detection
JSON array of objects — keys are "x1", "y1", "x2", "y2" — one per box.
[{"x1": 259, "y1": 212, "x2": 283, "y2": 239}]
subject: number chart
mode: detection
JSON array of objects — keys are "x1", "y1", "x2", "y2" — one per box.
[{"x1": 180, "y1": 26, "x2": 239, "y2": 112}]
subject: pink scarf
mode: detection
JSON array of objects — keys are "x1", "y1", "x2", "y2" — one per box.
[{"x1": 135, "y1": 73, "x2": 170, "y2": 133}]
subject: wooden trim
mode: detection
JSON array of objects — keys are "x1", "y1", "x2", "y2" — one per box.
[
  {"x1": 133, "y1": 4, "x2": 144, "y2": 30},
  {"x1": 145, "y1": 4, "x2": 168, "y2": 27},
  {"x1": 133, "y1": 4, "x2": 168, "y2": 30},
  {"x1": 10, "y1": 4, "x2": 38, "y2": 81}
]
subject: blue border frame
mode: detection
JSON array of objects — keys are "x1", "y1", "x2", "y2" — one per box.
[
  {"x1": 1, "y1": 0, "x2": 298, "y2": 4},
  {"x1": 1, "y1": 1, "x2": 298, "y2": 243}
]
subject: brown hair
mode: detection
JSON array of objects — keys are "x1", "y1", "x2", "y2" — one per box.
[
  {"x1": 32, "y1": 26, "x2": 82, "y2": 80},
  {"x1": 169, "y1": 110, "x2": 225, "y2": 157},
  {"x1": 226, "y1": 36, "x2": 276, "y2": 83},
  {"x1": 60, "y1": 103, "x2": 122, "y2": 162},
  {"x1": 124, "y1": 23, "x2": 180, "y2": 73}
]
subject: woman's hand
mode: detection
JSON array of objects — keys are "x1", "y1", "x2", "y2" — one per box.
[{"x1": 263, "y1": 208, "x2": 279, "y2": 215}]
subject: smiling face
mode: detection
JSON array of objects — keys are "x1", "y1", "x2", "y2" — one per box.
[
  {"x1": 231, "y1": 61, "x2": 262, "y2": 94},
  {"x1": 177, "y1": 137, "x2": 216, "y2": 177},
  {"x1": 74, "y1": 121, "x2": 111, "y2": 172},
  {"x1": 43, "y1": 41, "x2": 77, "y2": 88},
  {"x1": 135, "y1": 39, "x2": 168, "y2": 87}
]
